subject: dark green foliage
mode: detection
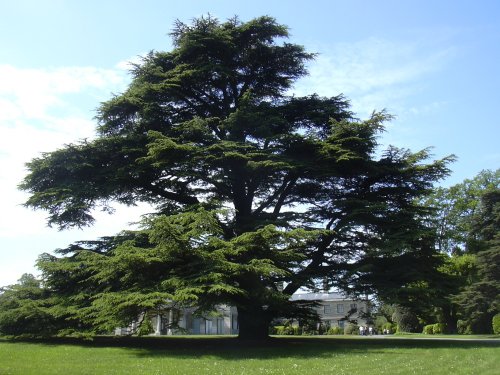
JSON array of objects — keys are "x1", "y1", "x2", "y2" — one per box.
[
  {"x1": 416, "y1": 170, "x2": 499, "y2": 333},
  {"x1": 456, "y1": 319, "x2": 472, "y2": 334},
  {"x1": 137, "y1": 318, "x2": 154, "y2": 336},
  {"x1": 17, "y1": 16, "x2": 452, "y2": 339},
  {"x1": 453, "y1": 246, "x2": 500, "y2": 333},
  {"x1": 453, "y1": 189, "x2": 500, "y2": 333},
  {"x1": 0, "y1": 274, "x2": 75, "y2": 337},
  {"x1": 299, "y1": 315, "x2": 322, "y2": 335},
  {"x1": 392, "y1": 306, "x2": 421, "y2": 333}
]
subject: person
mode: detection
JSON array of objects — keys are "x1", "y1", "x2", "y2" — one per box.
[
  {"x1": 359, "y1": 325, "x2": 364, "y2": 336},
  {"x1": 369, "y1": 326, "x2": 373, "y2": 335}
]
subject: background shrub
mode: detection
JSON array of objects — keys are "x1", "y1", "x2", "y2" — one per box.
[
  {"x1": 382, "y1": 322, "x2": 395, "y2": 334},
  {"x1": 423, "y1": 324, "x2": 434, "y2": 334},
  {"x1": 393, "y1": 307, "x2": 420, "y2": 333},
  {"x1": 327, "y1": 326, "x2": 343, "y2": 335},
  {"x1": 457, "y1": 320, "x2": 472, "y2": 335},
  {"x1": 344, "y1": 324, "x2": 359, "y2": 335},
  {"x1": 274, "y1": 325, "x2": 301, "y2": 335},
  {"x1": 375, "y1": 316, "x2": 388, "y2": 333},
  {"x1": 137, "y1": 319, "x2": 154, "y2": 336},
  {"x1": 492, "y1": 314, "x2": 500, "y2": 334},
  {"x1": 432, "y1": 323, "x2": 445, "y2": 334},
  {"x1": 274, "y1": 326, "x2": 285, "y2": 335}
]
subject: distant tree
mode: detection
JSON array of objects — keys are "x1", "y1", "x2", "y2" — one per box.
[
  {"x1": 423, "y1": 169, "x2": 499, "y2": 254},
  {"x1": 422, "y1": 170, "x2": 499, "y2": 333},
  {"x1": 434, "y1": 253, "x2": 477, "y2": 333},
  {"x1": 0, "y1": 274, "x2": 70, "y2": 337},
  {"x1": 19, "y1": 16, "x2": 452, "y2": 339},
  {"x1": 453, "y1": 189, "x2": 500, "y2": 333}
]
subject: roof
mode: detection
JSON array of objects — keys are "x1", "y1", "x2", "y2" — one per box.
[{"x1": 290, "y1": 292, "x2": 348, "y2": 301}]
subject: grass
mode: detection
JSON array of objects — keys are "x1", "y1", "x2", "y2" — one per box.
[
  {"x1": 0, "y1": 335, "x2": 499, "y2": 375},
  {"x1": 393, "y1": 332, "x2": 500, "y2": 339}
]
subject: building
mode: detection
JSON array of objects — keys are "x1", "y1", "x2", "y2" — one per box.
[
  {"x1": 115, "y1": 292, "x2": 368, "y2": 336},
  {"x1": 290, "y1": 292, "x2": 368, "y2": 330},
  {"x1": 151, "y1": 305, "x2": 238, "y2": 335}
]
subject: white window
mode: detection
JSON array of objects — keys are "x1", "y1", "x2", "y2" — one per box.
[
  {"x1": 337, "y1": 304, "x2": 344, "y2": 313},
  {"x1": 324, "y1": 304, "x2": 332, "y2": 314},
  {"x1": 338, "y1": 320, "x2": 345, "y2": 328},
  {"x1": 350, "y1": 303, "x2": 357, "y2": 310}
]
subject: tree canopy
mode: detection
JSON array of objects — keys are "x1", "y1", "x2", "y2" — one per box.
[
  {"x1": 423, "y1": 169, "x2": 499, "y2": 254},
  {"x1": 453, "y1": 185, "x2": 500, "y2": 332},
  {"x1": 417, "y1": 169, "x2": 499, "y2": 333},
  {"x1": 17, "y1": 16, "x2": 453, "y2": 339}
]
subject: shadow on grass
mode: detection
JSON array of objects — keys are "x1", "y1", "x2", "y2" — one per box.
[{"x1": 2, "y1": 336, "x2": 499, "y2": 360}]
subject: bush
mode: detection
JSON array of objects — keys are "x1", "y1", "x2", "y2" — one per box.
[
  {"x1": 301, "y1": 325, "x2": 316, "y2": 335},
  {"x1": 275, "y1": 325, "x2": 295, "y2": 335},
  {"x1": 327, "y1": 326, "x2": 343, "y2": 335},
  {"x1": 137, "y1": 318, "x2": 154, "y2": 336},
  {"x1": 432, "y1": 323, "x2": 445, "y2": 334},
  {"x1": 273, "y1": 325, "x2": 301, "y2": 335},
  {"x1": 457, "y1": 320, "x2": 472, "y2": 335},
  {"x1": 274, "y1": 326, "x2": 285, "y2": 335},
  {"x1": 382, "y1": 322, "x2": 395, "y2": 334},
  {"x1": 393, "y1": 308, "x2": 420, "y2": 333},
  {"x1": 492, "y1": 314, "x2": 500, "y2": 334},
  {"x1": 375, "y1": 316, "x2": 388, "y2": 332},
  {"x1": 423, "y1": 324, "x2": 434, "y2": 334},
  {"x1": 344, "y1": 324, "x2": 359, "y2": 335},
  {"x1": 318, "y1": 323, "x2": 327, "y2": 335}
]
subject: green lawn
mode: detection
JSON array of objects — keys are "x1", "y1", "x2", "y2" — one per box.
[{"x1": 0, "y1": 336, "x2": 499, "y2": 375}]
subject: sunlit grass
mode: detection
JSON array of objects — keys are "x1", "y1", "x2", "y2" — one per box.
[
  {"x1": 393, "y1": 332, "x2": 500, "y2": 339},
  {"x1": 1, "y1": 335, "x2": 498, "y2": 375}
]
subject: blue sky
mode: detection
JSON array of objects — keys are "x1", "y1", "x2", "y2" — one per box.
[{"x1": 1, "y1": 0, "x2": 499, "y2": 286}]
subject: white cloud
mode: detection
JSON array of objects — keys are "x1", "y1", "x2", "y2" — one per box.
[
  {"x1": 0, "y1": 64, "x2": 130, "y2": 209},
  {"x1": 115, "y1": 53, "x2": 148, "y2": 71},
  {"x1": 0, "y1": 64, "x2": 127, "y2": 120},
  {"x1": 294, "y1": 37, "x2": 455, "y2": 117},
  {"x1": 0, "y1": 64, "x2": 151, "y2": 286}
]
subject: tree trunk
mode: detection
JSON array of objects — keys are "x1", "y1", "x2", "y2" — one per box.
[
  {"x1": 442, "y1": 304, "x2": 458, "y2": 334},
  {"x1": 237, "y1": 306, "x2": 271, "y2": 340}
]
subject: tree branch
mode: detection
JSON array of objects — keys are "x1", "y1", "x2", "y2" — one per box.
[
  {"x1": 283, "y1": 233, "x2": 334, "y2": 295},
  {"x1": 147, "y1": 183, "x2": 199, "y2": 205},
  {"x1": 273, "y1": 176, "x2": 298, "y2": 215},
  {"x1": 254, "y1": 174, "x2": 295, "y2": 215}
]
